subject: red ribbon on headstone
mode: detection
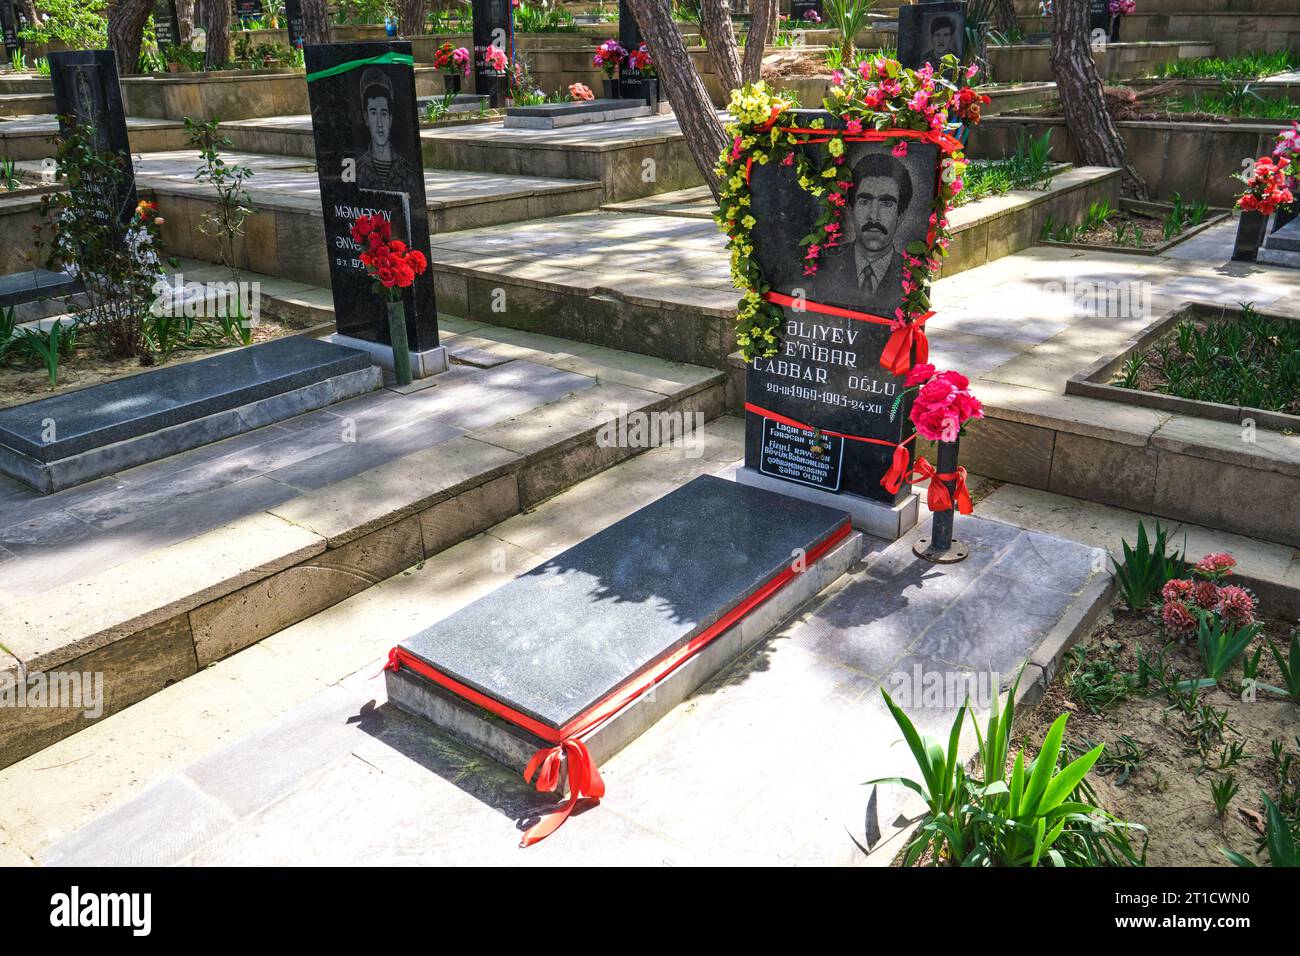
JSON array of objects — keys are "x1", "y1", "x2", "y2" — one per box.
[{"x1": 762, "y1": 291, "x2": 931, "y2": 378}]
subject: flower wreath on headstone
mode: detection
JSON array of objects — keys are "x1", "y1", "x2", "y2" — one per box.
[{"x1": 715, "y1": 55, "x2": 988, "y2": 366}]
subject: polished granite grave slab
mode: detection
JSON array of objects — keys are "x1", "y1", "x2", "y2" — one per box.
[
  {"x1": 503, "y1": 98, "x2": 651, "y2": 130},
  {"x1": 390, "y1": 474, "x2": 852, "y2": 746},
  {"x1": 0, "y1": 336, "x2": 380, "y2": 493}
]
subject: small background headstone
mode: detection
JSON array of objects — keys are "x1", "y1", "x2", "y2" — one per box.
[
  {"x1": 285, "y1": 0, "x2": 306, "y2": 50},
  {"x1": 49, "y1": 49, "x2": 138, "y2": 228},
  {"x1": 152, "y1": 0, "x2": 181, "y2": 49},
  {"x1": 304, "y1": 42, "x2": 441, "y2": 365},
  {"x1": 235, "y1": 0, "x2": 265, "y2": 25},
  {"x1": 897, "y1": 1, "x2": 965, "y2": 72},
  {"x1": 472, "y1": 0, "x2": 513, "y2": 107},
  {"x1": 790, "y1": 0, "x2": 822, "y2": 25},
  {"x1": 1, "y1": 0, "x2": 23, "y2": 59},
  {"x1": 617, "y1": 0, "x2": 653, "y2": 104}
]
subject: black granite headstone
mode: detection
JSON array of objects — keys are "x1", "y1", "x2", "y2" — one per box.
[
  {"x1": 790, "y1": 0, "x2": 822, "y2": 25},
  {"x1": 304, "y1": 42, "x2": 440, "y2": 357},
  {"x1": 744, "y1": 112, "x2": 938, "y2": 504},
  {"x1": 617, "y1": 0, "x2": 654, "y2": 105},
  {"x1": 898, "y1": 2, "x2": 965, "y2": 72},
  {"x1": 1089, "y1": 0, "x2": 1110, "y2": 33},
  {"x1": 152, "y1": 0, "x2": 180, "y2": 48},
  {"x1": 235, "y1": 0, "x2": 264, "y2": 24},
  {"x1": 49, "y1": 50, "x2": 138, "y2": 228},
  {"x1": 285, "y1": 0, "x2": 306, "y2": 49},
  {"x1": 472, "y1": 0, "x2": 513, "y2": 107},
  {"x1": 1, "y1": 0, "x2": 22, "y2": 59}
]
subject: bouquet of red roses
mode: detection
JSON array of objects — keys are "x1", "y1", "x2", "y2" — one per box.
[
  {"x1": 351, "y1": 214, "x2": 428, "y2": 301},
  {"x1": 1235, "y1": 155, "x2": 1295, "y2": 216}
]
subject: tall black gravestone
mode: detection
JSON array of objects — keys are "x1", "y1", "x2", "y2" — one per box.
[
  {"x1": 1, "y1": 0, "x2": 22, "y2": 59},
  {"x1": 285, "y1": 0, "x2": 306, "y2": 50},
  {"x1": 472, "y1": 0, "x2": 513, "y2": 107},
  {"x1": 49, "y1": 50, "x2": 138, "y2": 228},
  {"x1": 790, "y1": 0, "x2": 822, "y2": 25},
  {"x1": 152, "y1": 0, "x2": 181, "y2": 48},
  {"x1": 304, "y1": 42, "x2": 446, "y2": 377},
  {"x1": 738, "y1": 112, "x2": 935, "y2": 537},
  {"x1": 616, "y1": 0, "x2": 654, "y2": 106},
  {"x1": 898, "y1": 2, "x2": 965, "y2": 72},
  {"x1": 1089, "y1": 0, "x2": 1110, "y2": 34}
]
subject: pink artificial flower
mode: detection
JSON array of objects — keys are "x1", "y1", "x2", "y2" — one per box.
[
  {"x1": 844, "y1": 119, "x2": 862, "y2": 135},
  {"x1": 917, "y1": 378, "x2": 957, "y2": 407},
  {"x1": 937, "y1": 370, "x2": 969, "y2": 389},
  {"x1": 904, "y1": 363, "x2": 936, "y2": 387},
  {"x1": 781, "y1": 152, "x2": 795, "y2": 166},
  {"x1": 1162, "y1": 579, "x2": 1193, "y2": 603},
  {"x1": 891, "y1": 141, "x2": 908, "y2": 158},
  {"x1": 1191, "y1": 580, "x2": 1221, "y2": 611}
]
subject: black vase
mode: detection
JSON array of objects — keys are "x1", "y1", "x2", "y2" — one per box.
[
  {"x1": 602, "y1": 77, "x2": 618, "y2": 100},
  {"x1": 620, "y1": 75, "x2": 659, "y2": 111},
  {"x1": 444, "y1": 73, "x2": 461, "y2": 95},
  {"x1": 1231, "y1": 211, "x2": 1269, "y2": 262},
  {"x1": 1109, "y1": 14, "x2": 1121, "y2": 43}
]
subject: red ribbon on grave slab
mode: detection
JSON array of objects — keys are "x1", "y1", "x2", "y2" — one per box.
[{"x1": 383, "y1": 516, "x2": 853, "y2": 847}]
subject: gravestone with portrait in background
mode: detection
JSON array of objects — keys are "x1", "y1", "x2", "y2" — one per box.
[
  {"x1": 472, "y1": 0, "x2": 513, "y2": 107},
  {"x1": 897, "y1": 2, "x2": 965, "y2": 73},
  {"x1": 304, "y1": 41, "x2": 446, "y2": 377},
  {"x1": 49, "y1": 50, "x2": 138, "y2": 229},
  {"x1": 738, "y1": 111, "x2": 939, "y2": 538}
]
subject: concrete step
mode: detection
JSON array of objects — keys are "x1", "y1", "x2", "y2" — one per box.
[
  {"x1": 0, "y1": 92, "x2": 55, "y2": 118},
  {"x1": 128, "y1": 149, "x2": 604, "y2": 285},
  {"x1": 426, "y1": 166, "x2": 1121, "y2": 368},
  {"x1": 0, "y1": 258, "x2": 728, "y2": 771},
  {"x1": 0, "y1": 114, "x2": 189, "y2": 161},
  {"x1": 419, "y1": 111, "x2": 708, "y2": 202}
]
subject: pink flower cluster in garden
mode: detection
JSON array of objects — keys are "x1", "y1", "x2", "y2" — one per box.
[
  {"x1": 1159, "y1": 552, "x2": 1256, "y2": 634},
  {"x1": 569, "y1": 82, "x2": 594, "y2": 101},
  {"x1": 903, "y1": 365, "x2": 984, "y2": 442}
]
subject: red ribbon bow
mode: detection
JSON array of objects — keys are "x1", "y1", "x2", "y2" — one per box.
[
  {"x1": 521, "y1": 739, "x2": 606, "y2": 847},
  {"x1": 902, "y1": 458, "x2": 973, "y2": 514},
  {"x1": 879, "y1": 316, "x2": 930, "y2": 378},
  {"x1": 880, "y1": 442, "x2": 913, "y2": 495}
]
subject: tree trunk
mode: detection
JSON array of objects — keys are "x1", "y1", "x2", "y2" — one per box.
[
  {"x1": 17, "y1": 0, "x2": 38, "y2": 31},
  {"x1": 175, "y1": 0, "x2": 196, "y2": 43},
  {"x1": 991, "y1": 0, "x2": 1018, "y2": 34},
  {"x1": 198, "y1": 0, "x2": 231, "y2": 70},
  {"x1": 741, "y1": 0, "x2": 776, "y2": 85},
  {"x1": 398, "y1": 0, "x2": 429, "y2": 36},
  {"x1": 300, "y1": 0, "x2": 329, "y2": 44},
  {"x1": 698, "y1": 0, "x2": 741, "y2": 95},
  {"x1": 107, "y1": 0, "x2": 155, "y2": 72},
  {"x1": 1049, "y1": 0, "x2": 1147, "y2": 198},
  {"x1": 623, "y1": 0, "x2": 726, "y2": 201}
]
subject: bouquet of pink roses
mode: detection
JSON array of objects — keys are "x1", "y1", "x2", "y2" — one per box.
[{"x1": 900, "y1": 364, "x2": 984, "y2": 442}]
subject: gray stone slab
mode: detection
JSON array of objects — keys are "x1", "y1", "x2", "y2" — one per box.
[
  {"x1": 0, "y1": 268, "x2": 78, "y2": 308},
  {"x1": 506, "y1": 98, "x2": 644, "y2": 118},
  {"x1": 396, "y1": 474, "x2": 851, "y2": 730},
  {"x1": 0, "y1": 356, "x2": 381, "y2": 494},
  {"x1": 38, "y1": 774, "x2": 235, "y2": 866},
  {"x1": 787, "y1": 516, "x2": 1103, "y2": 686},
  {"x1": 0, "y1": 337, "x2": 370, "y2": 462}
]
